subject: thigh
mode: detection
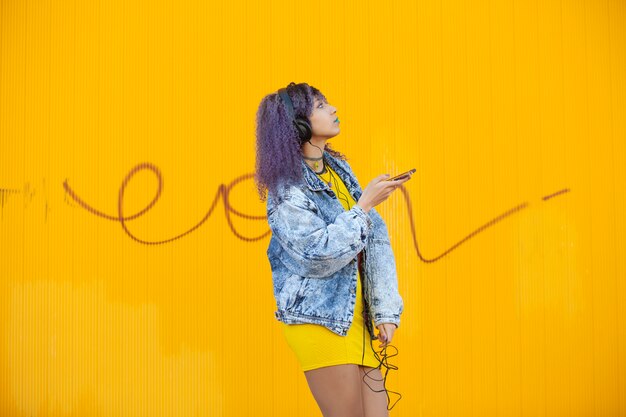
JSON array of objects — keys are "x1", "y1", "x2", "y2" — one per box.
[
  {"x1": 358, "y1": 366, "x2": 390, "y2": 417},
  {"x1": 304, "y1": 364, "x2": 364, "y2": 417}
]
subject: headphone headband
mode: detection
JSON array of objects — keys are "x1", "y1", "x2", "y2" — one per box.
[
  {"x1": 277, "y1": 87, "x2": 295, "y2": 120},
  {"x1": 277, "y1": 83, "x2": 312, "y2": 143}
]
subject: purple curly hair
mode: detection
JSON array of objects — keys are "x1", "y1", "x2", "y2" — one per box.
[{"x1": 254, "y1": 82, "x2": 347, "y2": 202}]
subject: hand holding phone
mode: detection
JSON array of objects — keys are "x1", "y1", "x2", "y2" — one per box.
[
  {"x1": 357, "y1": 169, "x2": 415, "y2": 213},
  {"x1": 385, "y1": 168, "x2": 416, "y2": 181}
]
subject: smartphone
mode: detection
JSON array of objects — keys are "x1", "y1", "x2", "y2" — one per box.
[{"x1": 386, "y1": 168, "x2": 416, "y2": 181}]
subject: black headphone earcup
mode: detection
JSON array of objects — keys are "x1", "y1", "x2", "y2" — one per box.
[{"x1": 294, "y1": 118, "x2": 312, "y2": 143}]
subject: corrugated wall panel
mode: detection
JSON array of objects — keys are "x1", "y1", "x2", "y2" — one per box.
[{"x1": 0, "y1": 0, "x2": 624, "y2": 416}]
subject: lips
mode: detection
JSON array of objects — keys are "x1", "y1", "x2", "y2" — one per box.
[{"x1": 334, "y1": 117, "x2": 339, "y2": 123}]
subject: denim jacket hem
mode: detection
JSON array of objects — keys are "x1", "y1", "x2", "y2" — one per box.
[{"x1": 275, "y1": 309, "x2": 379, "y2": 340}]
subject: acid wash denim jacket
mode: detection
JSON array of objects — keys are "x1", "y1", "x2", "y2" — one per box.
[{"x1": 265, "y1": 151, "x2": 404, "y2": 340}]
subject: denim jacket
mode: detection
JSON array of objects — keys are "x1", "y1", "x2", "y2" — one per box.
[{"x1": 265, "y1": 151, "x2": 404, "y2": 340}]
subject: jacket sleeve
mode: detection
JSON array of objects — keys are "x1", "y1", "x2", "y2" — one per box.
[
  {"x1": 267, "y1": 186, "x2": 373, "y2": 278},
  {"x1": 364, "y1": 207, "x2": 404, "y2": 329}
]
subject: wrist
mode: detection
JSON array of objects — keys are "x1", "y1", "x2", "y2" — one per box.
[{"x1": 356, "y1": 202, "x2": 371, "y2": 213}]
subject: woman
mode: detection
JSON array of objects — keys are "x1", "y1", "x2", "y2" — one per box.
[{"x1": 255, "y1": 82, "x2": 411, "y2": 417}]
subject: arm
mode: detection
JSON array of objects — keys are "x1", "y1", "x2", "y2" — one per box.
[{"x1": 268, "y1": 186, "x2": 373, "y2": 278}]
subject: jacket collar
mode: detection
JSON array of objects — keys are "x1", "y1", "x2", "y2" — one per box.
[
  {"x1": 300, "y1": 151, "x2": 360, "y2": 197},
  {"x1": 301, "y1": 152, "x2": 330, "y2": 191}
]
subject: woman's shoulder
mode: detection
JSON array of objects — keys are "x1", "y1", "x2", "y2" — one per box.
[{"x1": 267, "y1": 181, "x2": 310, "y2": 207}]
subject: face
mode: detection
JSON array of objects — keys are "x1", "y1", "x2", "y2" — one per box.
[{"x1": 308, "y1": 98, "x2": 340, "y2": 140}]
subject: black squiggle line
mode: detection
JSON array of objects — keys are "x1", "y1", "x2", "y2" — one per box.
[
  {"x1": 542, "y1": 188, "x2": 570, "y2": 200},
  {"x1": 61, "y1": 163, "x2": 571, "y2": 261},
  {"x1": 397, "y1": 185, "x2": 570, "y2": 262},
  {"x1": 62, "y1": 162, "x2": 270, "y2": 245}
]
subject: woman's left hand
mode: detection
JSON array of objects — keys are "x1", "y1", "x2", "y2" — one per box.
[{"x1": 376, "y1": 323, "x2": 397, "y2": 348}]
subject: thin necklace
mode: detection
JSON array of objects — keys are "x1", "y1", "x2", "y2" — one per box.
[
  {"x1": 316, "y1": 165, "x2": 328, "y2": 175},
  {"x1": 316, "y1": 164, "x2": 331, "y2": 184},
  {"x1": 306, "y1": 158, "x2": 325, "y2": 172},
  {"x1": 303, "y1": 155, "x2": 323, "y2": 161},
  {"x1": 302, "y1": 142, "x2": 325, "y2": 171}
]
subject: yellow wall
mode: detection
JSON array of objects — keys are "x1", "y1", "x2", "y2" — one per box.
[{"x1": 1, "y1": 0, "x2": 624, "y2": 416}]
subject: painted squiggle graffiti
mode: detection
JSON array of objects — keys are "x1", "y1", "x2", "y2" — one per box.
[
  {"x1": 61, "y1": 162, "x2": 270, "y2": 244},
  {"x1": 5, "y1": 162, "x2": 569, "y2": 261}
]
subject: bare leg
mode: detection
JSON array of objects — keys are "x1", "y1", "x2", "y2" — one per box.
[
  {"x1": 304, "y1": 364, "x2": 365, "y2": 417},
  {"x1": 358, "y1": 365, "x2": 390, "y2": 417}
]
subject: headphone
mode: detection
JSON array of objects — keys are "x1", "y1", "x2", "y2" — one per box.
[{"x1": 277, "y1": 82, "x2": 313, "y2": 143}]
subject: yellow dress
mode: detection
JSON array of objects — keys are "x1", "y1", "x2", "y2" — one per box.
[{"x1": 281, "y1": 164, "x2": 380, "y2": 372}]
